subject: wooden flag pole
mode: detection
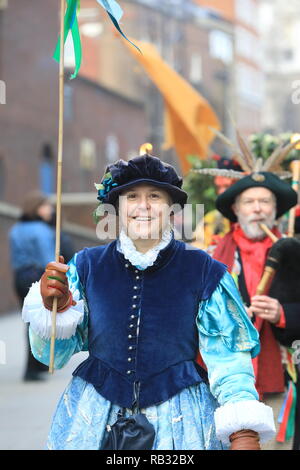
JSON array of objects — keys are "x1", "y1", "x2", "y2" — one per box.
[{"x1": 49, "y1": 0, "x2": 66, "y2": 374}]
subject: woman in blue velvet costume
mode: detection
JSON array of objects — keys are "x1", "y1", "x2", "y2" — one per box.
[{"x1": 22, "y1": 154, "x2": 275, "y2": 450}]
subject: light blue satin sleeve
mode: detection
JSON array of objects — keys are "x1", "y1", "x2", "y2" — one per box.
[
  {"x1": 29, "y1": 253, "x2": 89, "y2": 369},
  {"x1": 197, "y1": 271, "x2": 260, "y2": 406}
]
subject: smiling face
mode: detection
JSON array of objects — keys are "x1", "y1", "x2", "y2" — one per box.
[
  {"x1": 118, "y1": 184, "x2": 172, "y2": 241},
  {"x1": 232, "y1": 187, "x2": 277, "y2": 239}
]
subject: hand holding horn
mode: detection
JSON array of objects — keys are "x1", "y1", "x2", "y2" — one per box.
[
  {"x1": 256, "y1": 224, "x2": 279, "y2": 295},
  {"x1": 257, "y1": 224, "x2": 300, "y2": 298}
]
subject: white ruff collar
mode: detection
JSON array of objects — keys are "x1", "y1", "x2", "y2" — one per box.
[{"x1": 118, "y1": 229, "x2": 173, "y2": 270}]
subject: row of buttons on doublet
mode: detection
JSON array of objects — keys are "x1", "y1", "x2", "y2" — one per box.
[{"x1": 125, "y1": 263, "x2": 142, "y2": 375}]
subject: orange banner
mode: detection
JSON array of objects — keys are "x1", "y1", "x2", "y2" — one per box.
[{"x1": 123, "y1": 38, "x2": 220, "y2": 174}]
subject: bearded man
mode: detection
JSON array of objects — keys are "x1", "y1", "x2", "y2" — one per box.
[{"x1": 211, "y1": 172, "x2": 300, "y2": 450}]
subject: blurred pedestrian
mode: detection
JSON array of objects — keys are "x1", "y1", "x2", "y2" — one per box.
[{"x1": 9, "y1": 190, "x2": 55, "y2": 381}]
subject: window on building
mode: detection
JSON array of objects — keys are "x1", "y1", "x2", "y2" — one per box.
[
  {"x1": 236, "y1": 63, "x2": 264, "y2": 106},
  {"x1": 0, "y1": 80, "x2": 6, "y2": 105},
  {"x1": 64, "y1": 84, "x2": 74, "y2": 121},
  {"x1": 282, "y1": 49, "x2": 294, "y2": 61},
  {"x1": 80, "y1": 138, "x2": 97, "y2": 170},
  {"x1": 209, "y1": 30, "x2": 233, "y2": 64},
  {"x1": 40, "y1": 143, "x2": 55, "y2": 195},
  {"x1": 105, "y1": 135, "x2": 120, "y2": 163},
  {"x1": 235, "y1": 0, "x2": 256, "y2": 28},
  {"x1": 258, "y1": 3, "x2": 274, "y2": 32},
  {"x1": 235, "y1": 26, "x2": 260, "y2": 64},
  {"x1": 190, "y1": 54, "x2": 202, "y2": 84}
]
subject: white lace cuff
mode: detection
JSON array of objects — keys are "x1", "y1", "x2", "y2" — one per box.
[
  {"x1": 214, "y1": 400, "x2": 276, "y2": 446},
  {"x1": 22, "y1": 281, "x2": 84, "y2": 340}
]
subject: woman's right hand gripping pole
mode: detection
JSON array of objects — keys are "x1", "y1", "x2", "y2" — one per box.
[{"x1": 41, "y1": 256, "x2": 76, "y2": 313}]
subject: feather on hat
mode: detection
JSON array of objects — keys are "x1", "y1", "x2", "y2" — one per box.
[{"x1": 191, "y1": 128, "x2": 300, "y2": 180}]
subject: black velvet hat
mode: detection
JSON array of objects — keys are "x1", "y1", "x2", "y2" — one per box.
[
  {"x1": 95, "y1": 154, "x2": 188, "y2": 208},
  {"x1": 216, "y1": 172, "x2": 297, "y2": 222}
]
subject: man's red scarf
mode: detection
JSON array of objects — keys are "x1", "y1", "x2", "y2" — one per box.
[{"x1": 213, "y1": 224, "x2": 285, "y2": 397}]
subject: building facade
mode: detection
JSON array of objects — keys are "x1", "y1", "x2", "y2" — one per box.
[
  {"x1": 259, "y1": 0, "x2": 300, "y2": 133},
  {"x1": 78, "y1": 0, "x2": 236, "y2": 152},
  {"x1": 195, "y1": 0, "x2": 264, "y2": 136}
]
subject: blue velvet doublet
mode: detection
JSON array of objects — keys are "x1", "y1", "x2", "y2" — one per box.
[{"x1": 72, "y1": 238, "x2": 226, "y2": 408}]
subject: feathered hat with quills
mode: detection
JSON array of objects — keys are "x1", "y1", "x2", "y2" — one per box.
[{"x1": 193, "y1": 128, "x2": 299, "y2": 222}]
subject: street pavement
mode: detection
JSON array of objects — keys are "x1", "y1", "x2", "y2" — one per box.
[{"x1": 0, "y1": 311, "x2": 88, "y2": 450}]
